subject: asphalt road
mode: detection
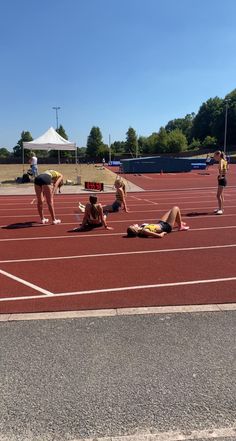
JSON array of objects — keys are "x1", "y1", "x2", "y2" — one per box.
[{"x1": 0, "y1": 311, "x2": 235, "y2": 441}]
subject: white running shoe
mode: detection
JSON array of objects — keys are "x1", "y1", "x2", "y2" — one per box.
[
  {"x1": 41, "y1": 218, "x2": 49, "y2": 224},
  {"x1": 52, "y1": 219, "x2": 61, "y2": 224},
  {"x1": 216, "y1": 209, "x2": 223, "y2": 215},
  {"x1": 78, "y1": 202, "x2": 85, "y2": 213}
]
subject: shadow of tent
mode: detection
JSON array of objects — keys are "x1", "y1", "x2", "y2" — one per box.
[{"x1": 2, "y1": 222, "x2": 40, "y2": 229}]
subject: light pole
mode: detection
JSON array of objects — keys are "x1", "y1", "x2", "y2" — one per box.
[
  {"x1": 108, "y1": 134, "x2": 111, "y2": 164},
  {"x1": 52, "y1": 106, "x2": 61, "y2": 164},
  {"x1": 223, "y1": 99, "x2": 230, "y2": 154},
  {"x1": 52, "y1": 106, "x2": 60, "y2": 129}
]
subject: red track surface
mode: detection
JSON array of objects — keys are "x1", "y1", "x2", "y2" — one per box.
[{"x1": 0, "y1": 165, "x2": 236, "y2": 313}]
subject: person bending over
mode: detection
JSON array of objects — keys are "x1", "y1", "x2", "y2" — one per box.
[
  {"x1": 73, "y1": 195, "x2": 113, "y2": 232},
  {"x1": 34, "y1": 170, "x2": 63, "y2": 224},
  {"x1": 127, "y1": 206, "x2": 189, "y2": 238}
]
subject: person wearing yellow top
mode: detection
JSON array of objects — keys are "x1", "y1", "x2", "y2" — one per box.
[
  {"x1": 126, "y1": 206, "x2": 189, "y2": 238},
  {"x1": 34, "y1": 170, "x2": 63, "y2": 224},
  {"x1": 213, "y1": 150, "x2": 228, "y2": 215}
]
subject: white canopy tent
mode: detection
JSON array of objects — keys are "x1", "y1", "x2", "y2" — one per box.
[{"x1": 23, "y1": 127, "x2": 77, "y2": 167}]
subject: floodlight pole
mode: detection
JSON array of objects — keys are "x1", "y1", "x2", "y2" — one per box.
[
  {"x1": 108, "y1": 134, "x2": 111, "y2": 164},
  {"x1": 223, "y1": 99, "x2": 230, "y2": 154},
  {"x1": 52, "y1": 106, "x2": 61, "y2": 164}
]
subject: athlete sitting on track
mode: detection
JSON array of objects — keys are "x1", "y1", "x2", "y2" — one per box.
[
  {"x1": 78, "y1": 177, "x2": 128, "y2": 215},
  {"x1": 103, "y1": 177, "x2": 128, "y2": 213},
  {"x1": 126, "y1": 206, "x2": 189, "y2": 238},
  {"x1": 34, "y1": 170, "x2": 63, "y2": 224},
  {"x1": 72, "y1": 195, "x2": 113, "y2": 232}
]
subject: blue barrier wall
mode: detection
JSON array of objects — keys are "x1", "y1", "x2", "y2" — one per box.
[{"x1": 120, "y1": 157, "x2": 192, "y2": 173}]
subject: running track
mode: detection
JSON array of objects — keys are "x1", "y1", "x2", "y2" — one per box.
[{"x1": 0, "y1": 166, "x2": 236, "y2": 314}]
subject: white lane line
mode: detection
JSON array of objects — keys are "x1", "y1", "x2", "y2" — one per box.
[
  {"x1": 1, "y1": 213, "x2": 236, "y2": 229},
  {"x1": 1, "y1": 242, "x2": 236, "y2": 264},
  {"x1": 0, "y1": 269, "x2": 54, "y2": 296},
  {"x1": 0, "y1": 191, "x2": 234, "y2": 205},
  {"x1": 0, "y1": 224, "x2": 236, "y2": 243},
  {"x1": 1, "y1": 276, "x2": 236, "y2": 302},
  {"x1": 53, "y1": 426, "x2": 236, "y2": 440}
]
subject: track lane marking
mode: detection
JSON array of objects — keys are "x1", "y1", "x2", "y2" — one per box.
[
  {"x1": 1, "y1": 213, "x2": 236, "y2": 229},
  {"x1": 0, "y1": 224, "x2": 236, "y2": 243},
  {"x1": 0, "y1": 269, "x2": 54, "y2": 296},
  {"x1": 1, "y1": 242, "x2": 236, "y2": 264},
  {"x1": 1, "y1": 203, "x2": 236, "y2": 219},
  {"x1": 1, "y1": 276, "x2": 236, "y2": 302}
]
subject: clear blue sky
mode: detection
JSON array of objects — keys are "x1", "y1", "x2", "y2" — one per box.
[{"x1": 1, "y1": 0, "x2": 236, "y2": 149}]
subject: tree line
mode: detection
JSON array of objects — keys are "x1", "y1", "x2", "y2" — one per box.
[{"x1": 1, "y1": 89, "x2": 235, "y2": 161}]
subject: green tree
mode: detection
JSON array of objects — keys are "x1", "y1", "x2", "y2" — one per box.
[
  {"x1": 111, "y1": 141, "x2": 126, "y2": 154},
  {"x1": 13, "y1": 131, "x2": 33, "y2": 157},
  {"x1": 166, "y1": 129, "x2": 188, "y2": 153},
  {"x1": 165, "y1": 113, "x2": 195, "y2": 143},
  {"x1": 154, "y1": 127, "x2": 168, "y2": 153},
  {"x1": 0, "y1": 148, "x2": 11, "y2": 158},
  {"x1": 86, "y1": 126, "x2": 103, "y2": 157},
  {"x1": 125, "y1": 127, "x2": 138, "y2": 157},
  {"x1": 202, "y1": 136, "x2": 218, "y2": 148},
  {"x1": 188, "y1": 138, "x2": 201, "y2": 150},
  {"x1": 191, "y1": 97, "x2": 223, "y2": 142},
  {"x1": 56, "y1": 124, "x2": 68, "y2": 140}
]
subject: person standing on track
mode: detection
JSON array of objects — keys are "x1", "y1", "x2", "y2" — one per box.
[
  {"x1": 73, "y1": 195, "x2": 112, "y2": 232},
  {"x1": 213, "y1": 150, "x2": 228, "y2": 215},
  {"x1": 126, "y1": 206, "x2": 189, "y2": 238},
  {"x1": 34, "y1": 170, "x2": 63, "y2": 224}
]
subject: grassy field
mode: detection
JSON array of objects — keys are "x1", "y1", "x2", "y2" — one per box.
[{"x1": 0, "y1": 164, "x2": 119, "y2": 186}]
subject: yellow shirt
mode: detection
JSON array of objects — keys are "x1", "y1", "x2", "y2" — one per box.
[
  {"x1": 143, "y1": 224, "x2": 160, "y2": 233},
  {"x1": 44, "y1": 170, "x2": 61, "y2": 180},
  {"x1": 219, "y1": 159, "x2": 227, "y2": 174}
]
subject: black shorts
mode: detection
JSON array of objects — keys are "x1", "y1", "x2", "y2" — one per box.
[
  {"x1": 218, "y1": 176, "x2": 227, "y2": 187},
  {"x1": 34, "y1": 174, "x2": 52, "y2": 186},
  {"x1": 158, "y1": 220, "x2": 172, "y2": 234},
  {"x1": 111, "y1": 200, "x2": 121, "y2": 212},
  {"x1": 85, "y1": 221, "x2": 103, "y2": 229}
]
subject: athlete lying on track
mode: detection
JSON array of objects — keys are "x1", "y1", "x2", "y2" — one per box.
[{"x1": 126, "y1": 206, "x2": 189, "y2": 238}]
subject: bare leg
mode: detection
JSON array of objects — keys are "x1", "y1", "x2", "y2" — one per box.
[
  {"x1": 43, "y1": 185, "x2": 57, "y2": 222},
  {"x1": 160, "y1": 206, "x2": 189, "y2": 230},
  {"x1": 34, "y1": 185, "x2": 44, "y2": 221},
  {"x1": 217, "y1": 186, "x2": 224, "y2": 211},
  {"x1": 161, "y1": 206, "x2": 182, "y2": 229}
]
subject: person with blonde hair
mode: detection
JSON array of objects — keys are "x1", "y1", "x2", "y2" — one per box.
[
  {"x1": 102, "y1": 177, "x2": 128, "y2": 213},
  {"x1": 213, "y1": 150, "x2": 228, "y2": 215},
  {"x1": 78, "y1": 177, "x2": 128, "y2": 215},
  {"x1": 73, "y1": 195, "x2": 112, "y2": 232},
  {"x1": 126, "y1": 206, "x2": 189, "y2": 238},
  {"x1": 34, "y1": 170, "x2": 63, "y2": 224}
]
